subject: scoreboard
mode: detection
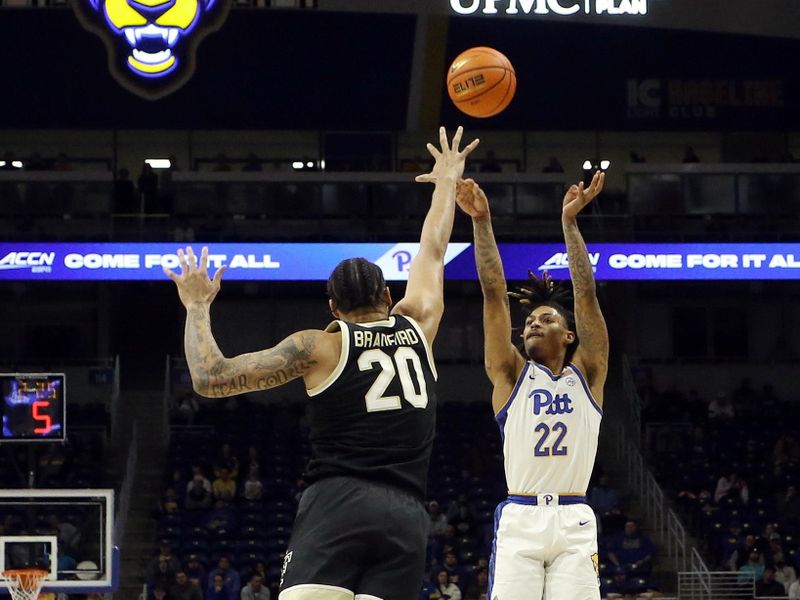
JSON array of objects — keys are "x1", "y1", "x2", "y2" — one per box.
[{"x1": 0, "y1": 374, "x2": 65, "y2": 442}]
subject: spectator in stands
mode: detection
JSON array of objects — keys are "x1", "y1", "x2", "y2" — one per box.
[
  {"x1": 242, "y1": 153, "x2": 263, "y2": 172},
  {"x1": 757, "y1": 566, "x2": 788, "y2": 597},
  {"x1": 464, "y1": 568, "x2": 488, "y2": 600},
  {"x1": 153, "y1": 541, "x2": 181, "y2": 575},
  {"x1": 246, "y1": 446, "x2": 260, "y2": 473},
  {"x1": 214, "y1": 444, "x2": 240, "y2": 479},
  {"x1": 242, "y1": 468, "x2": 263, "y2": 501},
  {"x1": 708, "y1": 392, "x2": 735, "y2": 421},
  {"x1": 203, "y1": 500, "x2": 238, "y2": 532},
  {"x1": 777, "y1": 485, "x2": 800, "y2": 531},
  {"x1": 589, "y1": 475, "x2": 621, "y2": 514},
  {"x1": 427, "y1": 500, "x2": 448, "y2": 539},
  {"x1": 190, "y1": 465, "x2": 212, "y2": 491},
  {"x1": 212, "y1": 468, "x2": 237, "y2": 502},
  {"x1": 738, "y1": 549, "x2": 765, "y2": 584},
  {"x1": 601, "y1": 566, "x2": 638, "y2": 599},
  {"x1": 479, "y1": 151, "x2": 502, "y2": 173},
  {"x1": 185, "y1": 475, "x2": 213, "y2": 511},
  {"x1": 682, "y1": 146, "x2": 700, "y2": 163},
  {"x1": 46, "y1": 514, "x2": 80, "y2": 556},
  {"x1": 137, "y1": 162, "x2": 159, "y2": 212},
  {"x1": 240, "y1": 573, "x2": 270, "y2": 600},
  {"x1": 789, "y1": 578, "x2": 800, "y2": 599},
  {"x1": 774, "y1": 551, "x2": 797, "y2": 594},
  {"x1": 714, "y1": 471, "x2": 749, "y2": 505},
  {"x1": 173, "y1": 392, "x2": 199, "y2": 426},
  {"x1": 171, "y1": 571, "x2": 203, "y2": 600},
  {"x1": 731, "y1": 534, "x2": 759, "y2": 570},
  {"x1": 608, "y1": 520, "x2": 655, "y2": 576},
  {"x1": 542, "y1": 156, "x2": 564, "y2": 173},
  {"x1": 761, "y1": 384, "x2": 782, "y2": 412},
  {"x1": 113, "y1": 168, "x2": 138, "y2": 213},
  {"x1": 149, "y1": 559, "x2": 176, "y2": 599},
  {"x1": 718, "y1": 520, "x2": 745, "y2": 568},
  {"x1": 449, "y1": 501, "x2": 476, "y2": 536},
  {"x1": 441, "y1": 551, "x2": 467, "y2": 593},
  {"x1": 152, "y1": 585, "x2": 168, "y2": 600},
  {"x1": 430, "y1": 569, "x2": 462, "y2": 600},
  {"x1": 208, "y1": 556, "x2": 241, "y2": 600},
  {"x1": 158, "y1": 488, "x2": 180, "y2": 515},
  {"x1": 208, "y1": 574, "x2": 230, "y2": 600},
  {"x1": 184, "y1": 556, "x2": 208, "y2": 590}
]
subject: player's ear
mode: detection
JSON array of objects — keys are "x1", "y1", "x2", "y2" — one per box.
[
  {"x1": 383, "y1": 287, "x2": 392, "y2": 308},
  {"x1": 564, "y1": 330, "x2": 576, "y2": 345},
  {"x1": 329, "y1": 299, "x2": 340, "y2": 318}
]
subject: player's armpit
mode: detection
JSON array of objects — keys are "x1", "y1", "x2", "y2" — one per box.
[{"x1": 195, "y1": 330, "x2": 327, "y2": 398}]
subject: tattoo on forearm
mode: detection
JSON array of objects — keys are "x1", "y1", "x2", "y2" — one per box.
[
  {"x1": 563, "y1": 221, "x2": 609, "y2": 374},
  {"x1": 474, "y1": 219, "x2": 506, "y2": 292},
  {"x1": 185, "y1": 306, "x2": 318, "y2": 397},
  {"x1": 562, "y1": 221, "x2": 595, "y2": 299},
  {"x1": 244, "y1": 334, "x2": 318, "y2": 392}
]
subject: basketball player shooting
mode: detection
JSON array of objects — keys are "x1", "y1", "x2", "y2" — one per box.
[
  {"x1": 165, "y1": 126, "x2": 479, "y2": 600},
  {"x1": 455, "y1": 171, "x2": 608, "y2": 600}
]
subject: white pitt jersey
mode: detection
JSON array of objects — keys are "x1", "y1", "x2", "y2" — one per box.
[{"x1": 496, "y1": 360, "x2": 603, "y2": 495}]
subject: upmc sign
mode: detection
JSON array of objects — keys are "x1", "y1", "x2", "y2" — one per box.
[{"x1": 450, "y1": 0, "x2": 648, "y2": 16}]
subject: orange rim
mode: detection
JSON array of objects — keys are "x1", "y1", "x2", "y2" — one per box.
[{"x1": 2, "y1": 570, "x2": 49, "y2": 591}]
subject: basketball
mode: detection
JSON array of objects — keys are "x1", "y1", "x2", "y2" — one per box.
[{"x1": 447, "y1": 47, "x2": 517, "y2": 118}]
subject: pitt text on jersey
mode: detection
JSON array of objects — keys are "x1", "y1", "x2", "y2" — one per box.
[
  {"x1": 531, "y1": 389, "x2": 574, "y2": 415},
  {"x1": 353, "y1": 327, "x2": 420, "y2": 349}
]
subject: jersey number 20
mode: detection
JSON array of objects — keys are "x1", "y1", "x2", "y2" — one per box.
[{"x1": 358, "y1": 348, "x2": 428, "y2": 412}]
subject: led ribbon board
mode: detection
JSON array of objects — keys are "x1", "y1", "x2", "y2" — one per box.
[
  {"x1": 71, "y1": 0, "x2": 231, "y2": 100},
  {"x1": 0, "y1": 243, "x2": 798, "y2": 281},
  {"x1": 449, "y1": 0, "x2": 649, "y2": 16}
]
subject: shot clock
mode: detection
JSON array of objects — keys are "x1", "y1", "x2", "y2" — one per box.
[{"x1": 0, "y1": 374, "x2": 65, "y2": 442}]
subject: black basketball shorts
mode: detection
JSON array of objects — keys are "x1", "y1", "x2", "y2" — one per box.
[{"x1": 279, "y1": 476, "x2": 428, "y2": 600}]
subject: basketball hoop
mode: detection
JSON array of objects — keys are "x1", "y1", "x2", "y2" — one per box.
[{"x1": 1, "y1": 569, "x2": 49, "y2": 600}]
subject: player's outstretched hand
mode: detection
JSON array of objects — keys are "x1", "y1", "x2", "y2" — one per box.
[
  {"x1": 562, "y1": 170, "x2": 605, "y2": 223},
  {"x1": 456, "y1": 178, "x2": 490, "y2": 220},
  {"x1": 415, "y1": 126, "x2": 479, "y2": 184},
  {"x1": 164, "y1": 246, "x2": 227, "y2": 308}
]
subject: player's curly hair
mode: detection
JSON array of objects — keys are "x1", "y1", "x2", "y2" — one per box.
[
  {"x1": 508, "y1": 270, "x2": 579, "y2": 365},
  {"x1": 327, "y1": 257, "x2": 387, "y2": 314}
]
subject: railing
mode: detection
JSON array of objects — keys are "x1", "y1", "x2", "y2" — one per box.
[
  {"x1": 678, "y1": 566, "x2": 755, "y2": 600},
  {"x1": 114, "y1": 420, "x2": 138, "y2": 547},
  {"x1": 614, "y1": 421, "x2": 689, "y2": 572}
]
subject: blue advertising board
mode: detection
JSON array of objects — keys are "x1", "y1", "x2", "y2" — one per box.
[{"x1": 1, "y1": 243, "x2": 799, "y2": 282}]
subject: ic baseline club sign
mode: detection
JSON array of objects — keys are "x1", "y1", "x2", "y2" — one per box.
[{"x1": 0, "y1": 243, "x2": 799, "y2": 281}]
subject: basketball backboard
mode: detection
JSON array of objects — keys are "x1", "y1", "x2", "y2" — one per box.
[{"x1": 0, "y1": 489, "x2": 118, "y2": 594}]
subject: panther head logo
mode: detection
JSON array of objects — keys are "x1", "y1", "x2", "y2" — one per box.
[{"x1": 72, "y1": 0, "x2": 231, "y2": 100}]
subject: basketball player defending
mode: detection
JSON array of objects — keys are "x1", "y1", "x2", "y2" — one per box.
[
  {"x1": 165, "y1": 126, "x2": 479, "y2": 600},
  {"x1": 456, "y1": 171, "x2": 608, "y2": 600}
]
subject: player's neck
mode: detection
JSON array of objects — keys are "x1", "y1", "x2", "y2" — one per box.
[
  {"x1": 340, "y1": 308, "x2": 390, "y2": 324},
  {"x1": 532, "y1": 354, "x2": 567, "y2": 376}
]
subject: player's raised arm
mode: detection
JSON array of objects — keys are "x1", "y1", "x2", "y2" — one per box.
[
  {"x1": 456, "y1": 178, "x2": 526, "y2": 412},
  {"x1": 165, "y1": 246, "x2": 330, "y2": 398},
  {"x1": 391, "y1": 126, "x2": 479, "y2": 344},
  {"x1": 562, "y1": 171, "x2": 609, "y2": 403}
]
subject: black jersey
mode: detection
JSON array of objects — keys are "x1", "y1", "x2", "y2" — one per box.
[{"x1": 303, "y1": 314, "x2": 437, "y2": 500}]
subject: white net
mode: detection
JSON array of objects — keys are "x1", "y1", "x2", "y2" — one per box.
[{"x1": 1, "y1": 570, "x2": 49, "y2": 600}]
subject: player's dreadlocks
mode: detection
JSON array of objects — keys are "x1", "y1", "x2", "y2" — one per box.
[
  {"x1": 508, "y1": 270, "x2": 579, "y2": 365},
  {"x1": 327, "y1": 257, "x2": 387, "y2": 314}
]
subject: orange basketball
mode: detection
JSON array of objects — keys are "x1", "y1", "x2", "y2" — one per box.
[{"x1": 447, "y1": 46, "x2": 516, "y2": 118}]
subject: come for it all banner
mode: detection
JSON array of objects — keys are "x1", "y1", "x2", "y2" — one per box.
[{"x1": 0, "y1": 243, "x2": 799, "y2": 281}]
